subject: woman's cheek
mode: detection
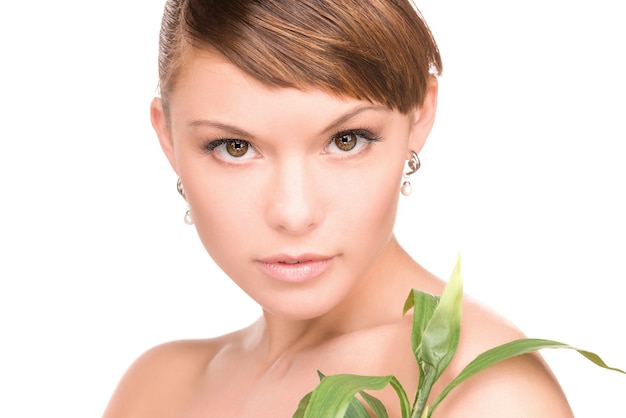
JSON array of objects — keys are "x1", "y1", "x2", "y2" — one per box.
[
  {"x1": 336, "y1": 159, "x2": 402, "y2": 228},
  {"x1": 186, "y1": 171, "x2": 259, "y2": 255}
]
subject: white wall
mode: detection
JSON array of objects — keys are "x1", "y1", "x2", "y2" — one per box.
[{"x1": 0, "y1": 1, "x2": 623, "y2": 416}]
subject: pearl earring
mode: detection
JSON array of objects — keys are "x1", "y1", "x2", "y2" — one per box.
[
  {"x1": 184, "y1": 210, "x2": 194, "y2": 225},
  {"x1": 401, "y1": 179, "x2": 413, "y2": 196},
  {"x1": 401, "y1": 151, "x2": 421, "y2": 196}
]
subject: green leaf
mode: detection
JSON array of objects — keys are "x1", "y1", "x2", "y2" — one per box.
[
  {"x1": 403, "y1": 289, "x2": 440, "y2": 363},
  {"x1": 402, "y1": 287, "x2": 439, "y2": 408},
  {"x1": 388, "y1": 374, "x2": 412, "y2": 418},
  {"x1": 294, "y1": 372, "x2": 372, "y2": 418},
  {"x1": 359, "y1": 390, "x2": 388, "y2": 418},
  {"x1": 345, "y1": 396, "x2": 371, "y2": 418},
  {"x1": 301, "y1": 374, "x2": 410, "y2": 418},
  {"x1": 297, "y1": 371, "x2": 385, "y2": 418},
  {"x1": 292, "y1": 391, "x2": 312, "y2": 418},
  {"x1": 428, "y1": 338, "x2": 626, "y2": 416},
  {"x1": 420, "y1": 254, "x2": 463, "y2": 375},
  {"x1": 412, "y1": 254, "x2": 463, "y2": 417}
]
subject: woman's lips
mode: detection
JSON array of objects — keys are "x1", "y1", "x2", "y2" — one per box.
[{"x1": 257, "y1": 256, "x2": 334, "y2": 283}]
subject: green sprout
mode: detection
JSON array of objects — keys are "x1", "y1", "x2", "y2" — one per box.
[{"x1": 293, "y1": 255, "x2": 624, "y2": 418}]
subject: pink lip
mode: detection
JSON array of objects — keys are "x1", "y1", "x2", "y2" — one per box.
[{"x1": 257, "y1": 254, "x2": 334, "y2": 283}]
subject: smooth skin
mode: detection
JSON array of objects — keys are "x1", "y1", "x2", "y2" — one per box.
[{"x1": 102, "y1": 50, "x2": 573, "y2": 417}]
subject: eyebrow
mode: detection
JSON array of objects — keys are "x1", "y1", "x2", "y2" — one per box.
[
  {"x1": 187, "y1": 104, "x2": 387, "y2": 138},
  {"x1": 187, "y1": 120, "x2": 255, "y2": 139},
  {"x1": 320, "y1": 104, "x2": 387, "y2": 135}
]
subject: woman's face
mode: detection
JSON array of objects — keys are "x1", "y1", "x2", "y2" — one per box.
[{"x1": 152, "y1": 51, "x2": 436, "y2": 320}]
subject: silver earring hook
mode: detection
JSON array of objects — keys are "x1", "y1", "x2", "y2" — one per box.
[
  {"x1": 177, "y1": 178, "x2": 186, "y2": 200},
  {"x1": 404, "y1": 151, "x2": 421, "y2": 177}
]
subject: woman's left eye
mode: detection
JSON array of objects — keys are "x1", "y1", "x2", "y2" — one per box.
[{"x1": 327, "y1": 129, "x2": 382, "y2": 155}]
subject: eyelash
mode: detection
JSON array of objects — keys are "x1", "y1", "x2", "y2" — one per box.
[
  {"x1": 329, "y1": 128, "x2": 383, "y2": 149},
  {"x1": 201, "y1": 139, "x2": 245, "y2": 153},
  {"x1": 200, "y1": 128, "x2": 383, "y2": 157}
]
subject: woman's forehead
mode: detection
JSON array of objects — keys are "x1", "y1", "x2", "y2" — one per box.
[{"x1": 169, "y1": 49, "x2": 386, "y2": 119}]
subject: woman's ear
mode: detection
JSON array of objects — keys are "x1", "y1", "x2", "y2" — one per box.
[
  {"x1": 408, "y1": 76, "x2": 438, "y2": 154},
  {"x1": 150, "y1": 97, "x2": 179, "y2": 175}
]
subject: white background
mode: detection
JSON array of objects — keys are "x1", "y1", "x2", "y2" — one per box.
[{"x1": 1, "y1": 1, "x2": 624, "y2": 416}]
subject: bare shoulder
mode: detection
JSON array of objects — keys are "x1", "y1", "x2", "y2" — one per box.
[
  {"x1": 431, "y1": 296, "x2": 574, "y2": 417},
  {"x1": 101, "y1": 335, "x2": 231, "y2": 418}
]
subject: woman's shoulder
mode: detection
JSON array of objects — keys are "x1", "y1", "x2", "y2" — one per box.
[
  {"x1": 101, "y1": 333, "x2": 239, "y2": 418},
  {"x1": 458, "y1": 294, "x2": 527, "y2": 359},
  {"x1": 430, "y1": 295, "x2": 574, "y2": 417}
]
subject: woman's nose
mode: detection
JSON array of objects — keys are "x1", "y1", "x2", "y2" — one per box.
[{"x1": 265, "y1": 159, "x2": 322, "y2": 235}]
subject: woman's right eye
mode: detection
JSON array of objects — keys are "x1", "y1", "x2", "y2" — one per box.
[{"x1": 202, "y1": 139, "x2": 259, "y2": 162}]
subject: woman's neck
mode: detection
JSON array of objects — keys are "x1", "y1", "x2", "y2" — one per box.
[{"x1": 245, "y1": 235, "x2": 442, "y2": 364}]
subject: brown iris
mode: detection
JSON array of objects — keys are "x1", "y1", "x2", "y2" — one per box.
[
  {"x1": 334, "y1": 132, "x2": 358, "y2": 151},
  {"x1": 226, "y1": 140, "x2": 249, "y2": 157}
]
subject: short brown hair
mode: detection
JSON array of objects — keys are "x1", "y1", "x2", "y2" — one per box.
[{"x1": 157, "y1": 0, "x2": 442, "y2": 114}]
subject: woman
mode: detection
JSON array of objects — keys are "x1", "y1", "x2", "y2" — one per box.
[{"x1": 103, "y1": 0, "x2": 573, "y2": 416}]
